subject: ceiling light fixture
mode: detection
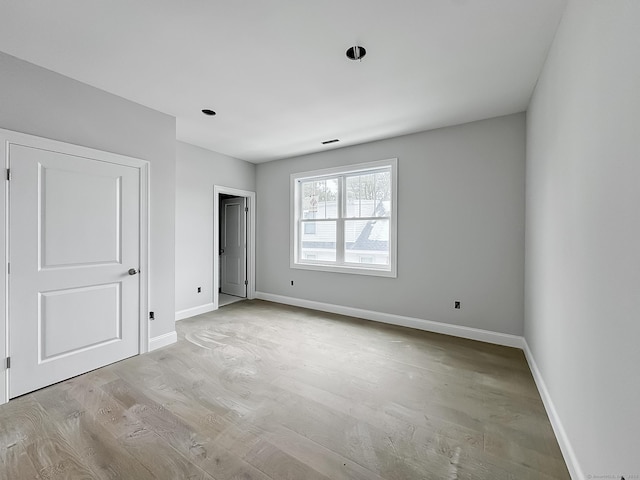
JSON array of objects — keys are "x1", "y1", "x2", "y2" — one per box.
[
  {"x1": 322, "y1": 139, "x2": 339, "y2": 145},
  {"x1": 346, "y1": 45, "x2": 366, "y2": 61},
  {"x1": 202, "y1": 109, "x2": 216, "y2": 116}
]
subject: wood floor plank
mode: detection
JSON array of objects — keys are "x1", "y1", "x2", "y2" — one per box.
[
  {"x1": 115, "y1": 354, "x2": 384, "y2": 480},
  {"x1": 116, "y1": 428, "x2": 216, "y2": 480},
  {"x1": 0, "y1": 396, "x2": 46, "y2": 452},
  {"x1": 0, "y1": 395, "x2": 93, "y2": 480},
  {"x1": 0, "y1": 441, "x2": 39, "y2": 480},
  {"x1": 238, "y1": 385, "x2": 455, "y2": 479},
  {"x1": 110, "y1": 352, "x2": 351, "y2": 480},
  {"x1": 31, "y1": 385, "x2": 157, "y2": 480},
  {"x1": 270, "y1": 373, "x2": 485, "y2": 452},
  {"x1": 258, "y1": 424, "x2": 389, "y2": 480},
  {"x1": 102, "y1": 377, "x2": 274, "y2": 480}
]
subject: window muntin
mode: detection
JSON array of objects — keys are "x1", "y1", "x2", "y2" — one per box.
[{"x1": 291, "y1": 159, "x2": 397, "y2": 277}]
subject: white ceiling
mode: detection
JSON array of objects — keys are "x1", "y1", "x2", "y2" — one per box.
[{"x1": 0, "y1": 0, "x2": 566, "y2": 163}]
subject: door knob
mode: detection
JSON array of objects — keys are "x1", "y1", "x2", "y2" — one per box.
[{"x1": 128, "y1": 268, "x2": 139, "y2": 275}]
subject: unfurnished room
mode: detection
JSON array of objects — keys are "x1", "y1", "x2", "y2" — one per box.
[{"x1": 0, "y1": 1, "x2": 638, "y2": 479}]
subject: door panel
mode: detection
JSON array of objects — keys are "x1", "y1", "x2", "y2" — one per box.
[
  {"x1": 41, "y1": 167, "x2": 121, "y2": 267},
  {"x1": 220, "y1": 197, "x2": 246, "y2": 297},
  {"x1": 40, "y1": 283, "x2": 121, "y2": 361},
  {"x1": 9, "y1": 144, "x2": 140, "y2": 398}
]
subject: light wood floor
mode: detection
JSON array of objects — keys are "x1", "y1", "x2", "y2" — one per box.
[{"x1": 0, "y1": 300, "x2": 570, "y2": 479}]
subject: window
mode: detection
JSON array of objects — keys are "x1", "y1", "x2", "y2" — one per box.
[{"x1": 291, "y1": 158, "x2": 397, "y2": 277}]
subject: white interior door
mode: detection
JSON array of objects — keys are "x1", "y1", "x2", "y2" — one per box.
[
  {"x1": 220, "y1": 196, "x2": 247, "y2": 298},
  {"x1": 9, "y1": 143, "x2": 141, "y2": 398}
]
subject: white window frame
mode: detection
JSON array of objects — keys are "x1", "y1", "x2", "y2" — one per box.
[{"x1": 290, "y1": 158, "x2": 397, "y2": 277}]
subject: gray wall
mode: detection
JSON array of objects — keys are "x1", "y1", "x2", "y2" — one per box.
[
  {"x1": 175, "y1": 141, "x2": 255, "y2": 313},
  {"x1": 257, "y1": 113, "x2": 526, "y2": 335},
  {"x1": 0, "y1": 51, "x2": 176, "y2": 339},
  {"x1": 525, "y1": 0, "x2": 640, "y2": 476}
]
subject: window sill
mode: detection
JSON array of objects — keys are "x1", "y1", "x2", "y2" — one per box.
[{"x1": 291, "y1": 261, "x2": 397, "y2": 278}]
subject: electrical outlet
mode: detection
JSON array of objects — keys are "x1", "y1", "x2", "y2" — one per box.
[
  {"x1": 197, "y1": 287, "x2": 201, "y2": 293},
  {"x1": 454, "y1": 301, "x2": 461, "y2": 309}
]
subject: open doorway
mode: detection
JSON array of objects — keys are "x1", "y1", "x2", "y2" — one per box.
[
  {"x1": 213, "y1": 186, "x2": 256, "y2": 310},
  {"x1": 219, "y1": 194, "x2": 246, "y2": 306}
]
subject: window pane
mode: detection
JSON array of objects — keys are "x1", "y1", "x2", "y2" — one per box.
[
  {"x1": 301, "y1": 221, "x2": 336, "y2": 262},
  {"x1": 301, "y1": 178, "x2": 338, "y2": 220},
  {"x1": 345, "y1": 168, "x2": 391, "y2": 218},
  {"x1": 375, "y1": 170, "x2": 391, "y2": 215},
  {"x1": 344, "y1": 219, "x2": 389, "y2": 265},
  {"x1": 303, "y1": 221, "x2": 316, "y2": 234},
  {"x1": 375, "y1": 171, "x2": 391, "y2": 199},
  {"x1": 359, "y1": 173, "x2": 375, "y2": 216},
  {"x1": 345, "y1": 175, "x2": 359, "y2": 217}
]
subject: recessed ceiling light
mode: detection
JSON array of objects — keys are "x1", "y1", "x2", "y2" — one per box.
[
  {"x1": 322, "y1": 139, "x2": 339, "y2": 145},
  {"x1": 202, "y1": 109, "x2": 216, "y2": 116},
  {"x1": 346, "y1": 46, "x2": 366, "y2": 61}
]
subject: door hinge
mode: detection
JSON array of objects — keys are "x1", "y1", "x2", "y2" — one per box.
[
  {"x1": 245, "y1": 206, "x2": 248, "y2": 212},
  {"x1": 6, "y1": 169, "x2": 10, "y2": 181},
  {"x1": 244, "y1": 280, "x2": 248, "y2": 286},
  {"x1": 5, "y1": 357, "x2": 10, "y2": 369}
]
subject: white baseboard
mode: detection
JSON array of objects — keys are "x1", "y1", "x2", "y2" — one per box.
[
  {"x1": 149, "y1": 331, "x2": 177, "y2": 351},
  {"x1": 255, "y1": 292, "x2": 524, "y2": 349},
  {"x1": 175, "y1": 302, "x2": 215, "y2": 321},
  {"x1": 522, "y1": 341, "x2": 583, "y2": 480}
]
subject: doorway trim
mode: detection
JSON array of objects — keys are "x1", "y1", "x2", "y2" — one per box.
[
  {"x1": 0, "y1": 127, "x2": 150, "y2": 405},
  {"x1": 213, "y1": 186, "x2": 256, "y2": 310}
]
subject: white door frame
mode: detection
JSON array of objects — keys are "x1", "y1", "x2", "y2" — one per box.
[
  {"x1": 213, "y1": 186, "x2": 256, "y2": 310},
  {"x1": 220, "y1": 196, "x2": 247, "y2": 298},
  {"x1": 0, "y1": 128, "x2": 150, "y2": 405}
]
